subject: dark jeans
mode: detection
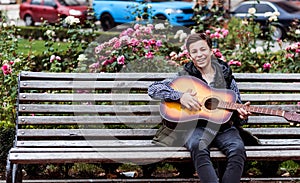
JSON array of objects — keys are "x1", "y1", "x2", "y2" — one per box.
[{"x1": 184, "y1": 125, "x2": 246, "y2": 183}]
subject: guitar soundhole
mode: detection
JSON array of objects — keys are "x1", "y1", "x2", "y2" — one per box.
[{"x1": 204, "y1": 98, "x2": 219, "y2": 110}]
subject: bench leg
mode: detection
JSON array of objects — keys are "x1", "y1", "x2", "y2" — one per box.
[
  {"x1": 12, "y1": 164, "x2": 23, "y2": 183},
  {"x1": 6, "y1": 158, "x2": 12, "y2": 183}
]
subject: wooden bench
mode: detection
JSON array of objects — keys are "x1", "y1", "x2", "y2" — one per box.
[{"x1": 6, "y1": 71, "x2": 300, "y2": 183}]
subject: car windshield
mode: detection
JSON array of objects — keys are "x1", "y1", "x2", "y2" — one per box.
[
  {"x1": 58, "y1": 0, "x2": 80, "y2": 6},
  {"x1": 274, "y1": 1, "x2": 300, "y2": 13}
]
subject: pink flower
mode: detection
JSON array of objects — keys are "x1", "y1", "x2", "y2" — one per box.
[
  {"x1": 156, "y1": 40, "x2": 162, "y2": 47},
  {"x1": 126, "y1": 28, "x2": 134, "y2": 36},
  {"x1": 213, "y1": 32, "x2": 223, "y2": 39},
  {"x1": 95, "y1": 45, "x2": 103, "y2": 54},
  {"x1": 144, "y1": 27, "x2": 152, "y2": 34},
  {"x1": 221, "y1": 28, "x2": 229, "y2": 37},
  {"x1": 1, "y1": 63, "x2": 12, "y2": 75},
  {"x1": 228, "y1": 60, "x2": 242, "y2": 66},
  {"x1": 214, "y1": 51, "x2": 223, "y2": 58},
  {"x1": 145, "y1": 51, "x2": 154, "y2": 59},
  {"x1": 117, "y1": 55, "x2": 125, "y2": 65},
  {"x1": 142, "y1": 39, "x2": 149, "y2": 45},
  {"x1": 98, "y1": 55, "x2": 106, "y2": 61},
  {"x1": 205, "y1": 30, "x2": 211, "y2": 35},
  {"x1": 50, "y1": 55, "x2": 56, "y2": 63},
  {"x1": 143, "y1": 39, "x2": 149, "y2": 48},
  {"x1": 134, "y1": 24, "x2": 140, "y2": 30},
  {"x1": 89, "y1": 62, "x2": 100, "y2": 69},
  {"x1": 130, "y1": 38, "x2": 139, "y2": 46},
  {"x1": 55, "y1": 56, "x2": 61, "y2": 61},
  {"x1": 101, "y1": 60, "x2": 110, "y2": 66},
  {"x1": 108, "y1": 57, "x2": 116, "y2": 64},
  {"x1": 149, "y1": 39, "x2": 156, "y2": 45},
  {"x1": 285, "y1": 53, "x2": 294, "y2": 59},
  {"x1": 113, "y1": 40, "x2": 121, "y2": 49},
  {"x1": 263, "y1": 63, "x2": 271, "y2": 70}
]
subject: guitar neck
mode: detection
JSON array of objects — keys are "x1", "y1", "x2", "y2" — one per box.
[{"x1": 218, "y1": 101, "x2": 285, "y2": 117}]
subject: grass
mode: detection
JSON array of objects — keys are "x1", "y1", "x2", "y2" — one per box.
[{"x1": 17, "y1": 38, "x2": 70, "y2": 55}]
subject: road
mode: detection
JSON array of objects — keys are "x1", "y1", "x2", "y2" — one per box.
[{"x1": 0, "y1": 4, "x2": 292, "y2": 51}]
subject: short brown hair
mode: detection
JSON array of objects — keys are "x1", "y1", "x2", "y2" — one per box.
[{"x1": 185, "y1": 33, "x2": 212, "y2": 52}]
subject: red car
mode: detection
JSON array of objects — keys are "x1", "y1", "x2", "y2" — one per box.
[{"x1": 19, "y1": 0, "x2": 91, "y2": 26}]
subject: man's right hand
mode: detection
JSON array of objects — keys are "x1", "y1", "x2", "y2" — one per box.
[{"x1": 180, "y1": 89, "x2": 202, "y2": 111}]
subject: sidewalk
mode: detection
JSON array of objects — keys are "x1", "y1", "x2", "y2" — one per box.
[{"x1": 0, "y1": 4, "x2": 24, "y2": 26}]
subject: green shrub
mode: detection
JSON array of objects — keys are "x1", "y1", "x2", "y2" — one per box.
[{"x1": 0, "y1": 121, "x2": 15, "y2": 172}]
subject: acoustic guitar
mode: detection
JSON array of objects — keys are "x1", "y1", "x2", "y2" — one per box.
[{"x1": 160, "y1": 75, "x2": 300, "y2": 124}]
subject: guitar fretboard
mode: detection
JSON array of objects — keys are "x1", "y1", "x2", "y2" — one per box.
[{"x1": 218, "y1": 101, "x2": 285, "y2": 117}]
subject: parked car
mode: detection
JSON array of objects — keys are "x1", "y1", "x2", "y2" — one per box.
[
  {"x1": 19, "y1": 0, "x2": 92, "y2": 26},
  {"x1": 231, "y1": 0, "x2": 300, "y2": 39},
  {"x1": 92, "y1": 0, "x2": 195, "y2": 31}
]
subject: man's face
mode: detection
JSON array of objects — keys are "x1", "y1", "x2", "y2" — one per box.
[{"x1": 188, "y1": 40, "x2": 213, "y2": 70}]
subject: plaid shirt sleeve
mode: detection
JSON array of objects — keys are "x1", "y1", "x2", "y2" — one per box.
[
  {"x1": 230, "y1": 78, "x2": 248, "y2": 125},
  {"x1": 148, "y1": 77, "x2": 183, "y2": 102}
]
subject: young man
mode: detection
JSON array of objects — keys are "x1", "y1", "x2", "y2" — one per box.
[{"x1": 148, "y1": 33, "x2": 251, "y2": 183}]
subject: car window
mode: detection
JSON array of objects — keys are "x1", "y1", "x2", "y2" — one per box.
[
  {"x1": 274, "y1": 1, "x2": 300, "y2": 13},
  {"x1": 255, "y1": 4, "x2": 274, "y2": 13},
  {"x1": 234, "y1": 4, "x2": 253, "y2": 13},
  {"x1": 58, "y1": 0, "x2": 80, "y2": 6},
  {"x1": 31, "y1": 0, "x2": 42, "y2": 5},
  {"x1": 44, "y1": 0, "x2": 56, "y2": 6}
]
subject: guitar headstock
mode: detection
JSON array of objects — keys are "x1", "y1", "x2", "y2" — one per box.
[{"x1": 284, "y1": 111, "x2": 300, "y2": 126}]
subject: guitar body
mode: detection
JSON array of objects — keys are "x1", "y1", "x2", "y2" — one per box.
[{"x1": 160, "y1": 76, "x2": 237, "y2": 124}]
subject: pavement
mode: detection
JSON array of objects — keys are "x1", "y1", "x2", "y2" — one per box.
[{"x1": 0, "y1": 4, "x2": 25, "y2": 26}]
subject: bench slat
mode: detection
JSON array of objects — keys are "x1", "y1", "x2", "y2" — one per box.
[
  {"x1": 18, "y1": 93, "x2": 300, "y2": 103},
  {"x1": 18, "y1": 103, "x2": 300, "y2": 114},
  {"x1": 18, "y1": 115, "x2": 163, "y2": 125},
  {"x1": 20, "y1": 72, "x2": 176, "y2": 80},
  {"x1": 20, "y1": 72, "x2": 300, "y2": 81},
  {"x1": 17, "y1": 128, "x2": 300, "y2": 138},
  {"x1": 19, "y1": 94, "x2": 153, "y2": 102},
  {"x1": 242, "y1": 94, "x2": 300, "y2": 102},
  {"x1": 19, "y1": 80, "x2": 300, "y2": 91},
  {"x1": 17, "y1": 115, "x2": 291, "y2": 125},
  {"x1": 20, "y1": 81, "x2": 153, "y2": 90},
  {"x1": 9, "y1": 150, "x2": 300, "y2": 164},
  {"x1": 10, "y1": 146, "x2": 300, "y2": 153},
  {"x1": 15, "y1": 139, "x2": 300, "y2": 147},
  {"x1": 18, "y1": 104, "x2": 159, "y2": 113},
  {"x1": 237, "y1": 83, "x2": 300, "y2": 91}
]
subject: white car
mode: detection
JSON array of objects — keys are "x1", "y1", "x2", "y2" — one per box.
[{"x1": 231, "y1": 0, "x2": 300, "y2": 39}]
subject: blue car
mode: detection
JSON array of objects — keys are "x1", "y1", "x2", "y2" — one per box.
[{"x1": 92, "y1": 0, "x2": 195, "y2": 31}]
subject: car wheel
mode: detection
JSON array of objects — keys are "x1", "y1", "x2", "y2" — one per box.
[
  {"x1": 270, "y1": 25, "x2": 284, "y2": 40},
  {"x1": 100, "y1": 13, "x2": 115, "y2": 31},
  {"x1": 24, "y1": 15, "x2": 34, "y2": 26}
]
